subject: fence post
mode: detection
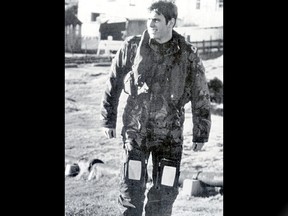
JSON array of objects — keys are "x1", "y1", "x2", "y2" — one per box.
[
  {"x1": 85, "y1": 43, "x2": 87, "y2": 63},
  {"x1": 70, "y1": 45, "x2": 73, "y2": 56},
  {"x1": 202, "y1": 40, "x2": 205, "y2": 54},
  {"x1": 210, "y1": 37, "x2": 212, "y2": 53}
]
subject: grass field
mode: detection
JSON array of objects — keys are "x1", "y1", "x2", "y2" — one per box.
[{"x1": 65, "y1": 55, "x2": 223, "y2": 215}]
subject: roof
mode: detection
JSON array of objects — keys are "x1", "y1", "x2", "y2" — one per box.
[{"x1": 65, "y1": 10, "x2": 82, "y2": 26}]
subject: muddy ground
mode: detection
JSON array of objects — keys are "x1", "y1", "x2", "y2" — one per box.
[{"x1": 65, "y1": 56, "x2": 223, "y2": 215}]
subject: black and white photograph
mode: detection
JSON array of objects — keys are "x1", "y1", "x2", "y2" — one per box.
[{"x1": 65, "y1": 0, "x2": 223, "y2": 215}]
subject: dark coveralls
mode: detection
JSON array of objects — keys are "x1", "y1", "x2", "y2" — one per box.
[{"x1": 100, "y1": 30, "x2": 211, "y2": 216}]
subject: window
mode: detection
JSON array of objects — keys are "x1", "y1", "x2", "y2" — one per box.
[
  {"x1": 75, "y1": 25, "x2": 80, "y2": 36},
  {"x1": 91, "y1": 13, "x2": 100, "y2": 22},
  {"x1": 129, "y1": 0, "x2": 135, "y2": 6},
  {"x1": 196, "y1": 0, "x2": 201, "y2": 9},
  {"x1": 217, "y1": 0, "x2": 223, "y2": 9}
]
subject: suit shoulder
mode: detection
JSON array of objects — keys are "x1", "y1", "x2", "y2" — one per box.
[
  {"x1": 117, "y1": 35, "x2": 140, "y2": 52},
  {"x1": 125, "y1": 35, "x2": 141, "y2": 45},
  {"x1": 184, "y1": 41, "x2": 199, "y2": 62},
  {"x1": 184, "y1": 41, "x2": 198, "y2": 54}
]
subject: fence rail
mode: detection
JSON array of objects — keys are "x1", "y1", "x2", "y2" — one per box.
[
  {"x1": 190, "y1": 39, "x2": 223, "y2": 54},
  {"x1": 65, "y1": 38, "x2": 223, "y2": 64}
]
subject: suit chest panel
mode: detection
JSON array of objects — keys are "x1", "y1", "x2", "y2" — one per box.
[{"x1": 148, "y1": 52, "x2": 188, "y2": 101}]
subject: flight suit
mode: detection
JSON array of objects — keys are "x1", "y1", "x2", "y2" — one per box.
[{"x1": 100, "y1": 30, "x2": 211, "y2": 216}]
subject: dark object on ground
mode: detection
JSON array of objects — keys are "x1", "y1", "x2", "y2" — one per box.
[{"x1": 208, "y1": 77, "x2": 223, "y2": 104}]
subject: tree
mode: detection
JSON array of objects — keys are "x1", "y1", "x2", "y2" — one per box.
[{"x1": 65, "y1": 3, "x2": 78, "y2": 15}]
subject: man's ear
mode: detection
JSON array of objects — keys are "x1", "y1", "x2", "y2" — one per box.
[{"x1": 168, "y1": 18, "x2": 176, "y2": 28}]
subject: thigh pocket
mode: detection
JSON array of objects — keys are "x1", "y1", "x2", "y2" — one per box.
[{"x1": 158, "y1": 158, "x2": 180, "y2": 188}]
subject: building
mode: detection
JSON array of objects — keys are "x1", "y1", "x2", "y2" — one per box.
[
  {"x1": 99, "y1": 17, "x2": 147, "y2": 40},
  {"x1": 77, "y1": 0, "x2": 153, "y2": 50},
  {"x1": 65, "y1": 9, "x2": 82, "y2": 53},
  {"x1": 77, "y1": 0, "x2": 223, "y2": 51},
  {"x1": 176, "y1": 0, "x2": 223, "y2": 27}
]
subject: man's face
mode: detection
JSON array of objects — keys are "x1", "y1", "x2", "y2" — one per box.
[{"x1": 147, "y1": 11, "x2": 172, "y2": 43}]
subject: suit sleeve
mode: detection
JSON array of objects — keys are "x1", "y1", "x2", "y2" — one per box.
[
  {"x1": 100, "y1": 40, "x2": 132, "y2": 128},
  {"x1": 190, "y1": 50, "x2": 211, "y2": 143}
]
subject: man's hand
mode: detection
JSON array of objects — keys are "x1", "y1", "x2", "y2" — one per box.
[
  {"x1": 192, "y1": 142, "x2": 204, "y2": 152},
  {"x1": 102, "y1": 128, "x2": 116, "y2": 139},
  {"x1": 124, "y1": 141, "x2": 133, "y2": 151}
]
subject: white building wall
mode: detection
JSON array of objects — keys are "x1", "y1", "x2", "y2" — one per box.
[
  {"x1": 176, "y1": 0, "x2": 223, "y2": 27},
  {"x1": 78, "y1": 0, "x2": 101, "y2": 37},
  {"x1": 78, "y1": 0, "x2": 153, "y2": 37},
  {"x1": 77, "y1": 0, "x2": 223, "y2": 37}
]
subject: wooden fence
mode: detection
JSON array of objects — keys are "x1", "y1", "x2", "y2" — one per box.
[{"x1": 189, "y1": 38, "x2": 223, "y2": 54}]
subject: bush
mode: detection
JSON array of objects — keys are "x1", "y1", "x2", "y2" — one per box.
[{"x1": 208, "y1": 77, "x2": 223, "y2": 104}]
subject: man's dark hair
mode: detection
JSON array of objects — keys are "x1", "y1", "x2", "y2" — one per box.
[{"x1": 148, "y1": 1, "x2": 178, "y2": 26}]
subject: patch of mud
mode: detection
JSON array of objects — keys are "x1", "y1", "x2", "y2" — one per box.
[
  {"x1": 65, "y1": 98, "x2": 79, "y2": 113},
  {"x1": 90, "y1": 73, "x2": 104, "y2": 77},
  {"x1": 66, "y1": 79, "x2": 87, "y2": 85}
]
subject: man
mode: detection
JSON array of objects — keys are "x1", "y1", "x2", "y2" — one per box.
[{"x1": 100, "y1": 1, "x2": 211, "y2": 215}]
